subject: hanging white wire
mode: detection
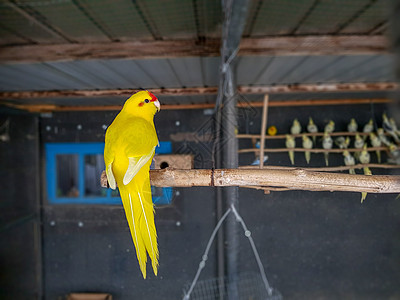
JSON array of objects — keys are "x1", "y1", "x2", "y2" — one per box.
[{"x1": 182, "y1": 203, "x2": 275, "y2": 300}]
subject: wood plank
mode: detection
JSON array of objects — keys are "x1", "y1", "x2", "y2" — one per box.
[
  {"x1": 239, "y1": 35, "x2": 388, "y2": 56},
  {"x1": 0, "y1": 83, "x2": 397, "y2": 100},
  {"x1": 1, "y1": 97, "x2": 393, "y2": 113},
  {"x1": 0, "y1": 35, "x2": 387, "y2": 63}
]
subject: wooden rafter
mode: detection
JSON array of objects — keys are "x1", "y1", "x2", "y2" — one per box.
[
  {"x1": 0, "y1": 35, "x2": 388, "y2": 63},
  {"x1": 1, "y1": 98, "x2": 393, "y2": 113},
  {"x1": 0, "y1": 83, "x2": 397, "y2": 100}
]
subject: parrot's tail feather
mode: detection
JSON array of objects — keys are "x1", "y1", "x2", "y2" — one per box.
[
  {"x1": 128, "y1": 192, "x2": 146, "y2": 278},
  {"x1": 137, "y1": 190, "x2": 158, "y2": 276}
]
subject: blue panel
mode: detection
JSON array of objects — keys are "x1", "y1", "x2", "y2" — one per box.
[{"x1": 45, "y1": 142, "x2": 173, "y2": 205}]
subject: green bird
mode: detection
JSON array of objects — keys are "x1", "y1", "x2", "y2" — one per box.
[
  {"x1": 377, "y1": 128, "x2": 391, "y2": 146},
  {"x1": 335, "y1": 136, "x2": 350, "y2": 149},
  {"x1": 359, "y1": 145, "x2": 371, "y2": 203},
  {"x1": 354, "y1": 133, "x2": 364, "y2": 160},
  {"x1": 322, "y1": 131, "x2": 333, "y2": 166},
  {"x1": 302, "y1": 134, "x2": 313, "y2": 164},
  {"x1": 343, "y1": 150, "x2": 356, "y2": 175},
  {"x1": 369, "y1": 132, "x2": 382, "y2": 163},
  {"x1": 291, "y1": 119, "x2": 302, "y2": 135},
  {"x1": 324, "y1": 120, "x2": 335, "y2": 134},
  {"x1": 307, "y1": 117, "x2": 318, "y2": 144},
  {"x1": 363, "y1": 119, "x2": 374, "y2": 141},
  {"x1": 347, "y1": 118, "x2": 358, "y2": 133},
  {"x1": 285, "y1": 134, "x2": 296, "y2": 165}
]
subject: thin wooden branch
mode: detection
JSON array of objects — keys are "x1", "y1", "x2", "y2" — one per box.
[
  {"x1": 101, "y1": 168, "x2": 400, "y2": 193},
  {"x1": 237, "y1": 131, "x2": 389, "y2": 139},
  {"x1": 259, "y1": 94, "x2": 269, "y2": 168},
  {"x1": 239, "y1": 164, "x2": 400, "y2": 172},
  {"x1": 238, "y1": 146, "x2": 388, "y2": 154}
]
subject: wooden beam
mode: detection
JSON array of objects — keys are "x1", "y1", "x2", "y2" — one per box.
[
  {"x1": 100, "y1": 168, "x2": 400, "y2": 194},
  {"x1": 0, "y1": 83, "x2": 397, "y2": 101},
  {"x1": 0, "y1": 35, "x2": 388, "y2": 63},
  {"x1": 1, "y1": 97, "x2": 393, "y2": 113},
  {"x1": 238, "y1": 82, "x2": 399, "y2": 94},
  {"x1": 239, "y1": 35, "x2": 388, "y2": 56},
  {"x1": 0, "y1": 39, "x2": 221, "y2": 63}
]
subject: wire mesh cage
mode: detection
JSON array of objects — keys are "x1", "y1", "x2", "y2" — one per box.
[{"x1": 183, "y1": 272, "x2": 282, "y2": 300}]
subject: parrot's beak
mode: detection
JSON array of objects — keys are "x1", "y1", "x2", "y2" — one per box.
[{"x1": 153, "y1": 100, "x2": 161, "y2": 112}]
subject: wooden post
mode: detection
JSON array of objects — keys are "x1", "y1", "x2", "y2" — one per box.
[{"x1": 259, "y1": 94, "x2": 269, "y2": 168}]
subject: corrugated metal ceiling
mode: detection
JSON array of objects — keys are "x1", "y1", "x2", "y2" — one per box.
[{"x1": 0, "y1": 0, "x2": 394, "y2": 108}]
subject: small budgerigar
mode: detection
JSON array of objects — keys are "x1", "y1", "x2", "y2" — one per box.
[
  {"x1": 354, "y1": 133, "x2": 364, "y2": 159},
  {"x1": 388, "y1": 143, "x2": 400, "y2": 165},
  {"x1": 104, "y1": 90, "x2": 160, "y2": 279},
  {"x1": 307, "y1": 117, "x2": 318, "y2": 144},
  {"x1": 335, "y1": 136, "x2": 350, "y2": 149},
  {"x1": 343, "y1": 150, "x2": 356, "y2": 175},
  {"x1": 359, "y1": 145, "x2": 371, "y2": 203},
  {"x1": 291, "y1": 119, "x2": 302, "y2": 135},
  {"x1": 383, "y1": 113, "x2": 400, "y2": 144},
  {"x1": 369, "y1": 132, "x2": 382, "y2": 163},
  {"x1": 324, "y1": 120, "x2": 335, "y2": 134},
  {"x1": 347, "y1": 118, "x2": 358, "y2": 133},
  {"x1": 285, "y1": 134, "x2": 296, "y2": 165},
  {"x1": 363, "y1": 119, "x2": 374, "y2": 140},
  {"x1": 377, "y1": 128, "x2": 391, "y2": 146},
  {"x1": 322, "y1": 131, "x2": 333, "y2": 166},
  {"x1": 302, "y1": 134, "x2": 313, "y2": 164}
]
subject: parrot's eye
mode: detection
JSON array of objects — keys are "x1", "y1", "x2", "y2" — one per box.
[{"x1": 144, "y1": 99, "x2": 150, "y2": 103}]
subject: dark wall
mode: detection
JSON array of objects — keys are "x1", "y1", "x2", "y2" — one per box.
[
  {"x1": 12, "y1": 101, "x2": 400, "y2": 299},
  {"x1": 237, "y1": 102, "x2": 400, "y2": 299},
  {"x1": 40, "y1": 109, "x2": 218, "y2": 299},
  {"x1": 0, "y1": 110, "x2": 41, "y2": 299}
]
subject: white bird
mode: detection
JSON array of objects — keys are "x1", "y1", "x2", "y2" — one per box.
[
  {"x1": 343, "y1": 150, "x2": 356, "y2": 175},
  {"x1": 322, "y1": 131, "x2": 333, "y2": 166},
  {"x1": 324, "y1": 120, "x2": 335, "y2": 134},
  {"x1": 383, "y1": 113, "x2": 400, "y2": 144},
  {"x1": 359, "y1": 145, "x2": 371, "y2": 203},
  {"x1": 347, "y1": 118, "x2": 358, "y2": 133},
  {"x1": 369, "y1": 132, "x2": 382, "y2": 163},
  {"x1": 307, "y1": 117, "x2": 318, "y2": 144},
  {"x1": 291, "y1": 119, "x2": 302, "y2": 135},
  {"x1": 302, "y1": 135, "x2": 313, "y2": 164},
  {"x1": 363, "y1": 119, "x2": 374, "y2": 135},
  {"x1": 377, "y1": 128, "x2": 391, "y2": 146},
  {"x1": 285, "y1": 135, "x2": 295, "y2": 165},
  {"x1": 335, "y1": 136, "x2": 350, "y2": 149},
  {"x1": 388, "y1": 143, "x2": 400, "y2": 165}
]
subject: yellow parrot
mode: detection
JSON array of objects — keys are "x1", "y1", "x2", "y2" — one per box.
[{"x1": 104, "y1": 90, "x2": 160, "y2": 279}]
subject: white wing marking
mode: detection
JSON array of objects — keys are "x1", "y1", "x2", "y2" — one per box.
[
  {"x1": 123, "y1": 146, "x2": 155, "y2": 186},
  {"x1": 106, "y1": 163, "x2": 116, "y2": 190}
]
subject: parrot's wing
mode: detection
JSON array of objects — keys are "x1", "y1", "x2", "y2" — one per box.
[
  {"x1": 123, "y1": 146, "x2": 156, "y2": 186},
  {"x1": 104, "y1": 128, "x2": 117, "y2": 189},
  {"x1": 106, "y1": 163, "x2": 117, "y2": 190}
]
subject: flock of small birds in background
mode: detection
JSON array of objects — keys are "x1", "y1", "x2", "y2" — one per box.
[{"x1": 283, "y1": 113, "x2": 400, "y2": 168}]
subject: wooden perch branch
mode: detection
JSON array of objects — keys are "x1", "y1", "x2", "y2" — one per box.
[
  {"x1": 101, "y1": 168, "x2": 400, "y2": 194},
  {"x1": 238, "y1": 146, "x2": 387, "y2": 154}
]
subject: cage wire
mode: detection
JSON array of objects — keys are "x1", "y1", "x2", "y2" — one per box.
[{"x1": 182, "y1": 204, "x2": 282, "y2": 300}]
